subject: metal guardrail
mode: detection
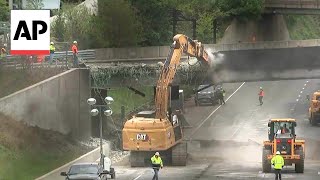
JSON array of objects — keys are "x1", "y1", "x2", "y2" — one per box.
[
  {"x1": 5, "y1": 49, "x2": 96, "y2": 60},
  {"x1": 0, "y1": 50, "x2": 96, "y2": 69}
]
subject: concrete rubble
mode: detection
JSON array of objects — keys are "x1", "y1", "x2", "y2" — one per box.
[{"x1": 79, "y1": 137, "x2": 129, "y2": 163}]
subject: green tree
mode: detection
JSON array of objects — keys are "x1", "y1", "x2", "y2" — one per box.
[
  {"x1": 26, "y1": 0, "x2": 44, "y2": 9},
  {"x1": 0, "y1": 0, "x2": 9, "y2": 21},
  {"x1": 128, "y1": 0, "x2": 173, "y2": 46},
  {"x1": 166, "y1": 0, "x2": 223, "y2": 43},
  {"x1": 95, "y1": 0, "x2": 142, "y2": 48},
  {"x1": 51, "y1": 5, "x2": 94, "y2": 49},
  {"x1": 216, "y1": 0, "x2": 264, "y2": 20}
]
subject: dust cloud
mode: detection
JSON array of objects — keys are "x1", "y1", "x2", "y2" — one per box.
[{"x1": 188, "y1": 140, "x2": 262, "y2": 164}]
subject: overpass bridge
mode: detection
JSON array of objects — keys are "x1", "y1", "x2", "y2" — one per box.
[
  {"x1": 88, "y1": 39, "x2": 320, "y2": 85},
  {"x1": 264, "y1": 0, "x2": 320, "y2": 14}
]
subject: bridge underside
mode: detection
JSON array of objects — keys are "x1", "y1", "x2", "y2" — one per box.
[
  {"x1": 212, "y1": 46, "x2": 320, "y2": 82},
  {"x1": 265, "y1": 8, "x2": 320, "y2": 15}
]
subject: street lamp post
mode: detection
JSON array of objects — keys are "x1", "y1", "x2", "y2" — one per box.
[{"x1": 87, "y1": 96, "x2": 114, "y2": 169}]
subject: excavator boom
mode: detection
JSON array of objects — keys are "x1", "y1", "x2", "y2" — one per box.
[{"x1": 155, "y1": 34, "x2": 210, "y2": 119}]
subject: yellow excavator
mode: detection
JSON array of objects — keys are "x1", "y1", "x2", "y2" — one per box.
[{"x1": 122, "y1": 34, "x2": 210, "y2": 167}]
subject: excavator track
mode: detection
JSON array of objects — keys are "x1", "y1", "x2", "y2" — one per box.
[
  {"x1": 171, "y1": 141, "x2": 187, "y2": 166},
  {"x1": 130, "y1": 151, "x2": 146, "y2": 167}
]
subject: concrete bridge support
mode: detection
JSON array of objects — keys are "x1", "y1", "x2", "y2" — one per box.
[{"x1": 220, "y1": 14, "x2": 290, "y2": 44}]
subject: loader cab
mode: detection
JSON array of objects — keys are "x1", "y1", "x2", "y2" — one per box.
[{"x1": 268, "y1": 119, "x2": 297, "y2": 141}]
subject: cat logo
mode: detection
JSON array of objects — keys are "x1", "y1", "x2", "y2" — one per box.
[{"x1": 136, "y1": 133, "x2": 148, "y2": 141}]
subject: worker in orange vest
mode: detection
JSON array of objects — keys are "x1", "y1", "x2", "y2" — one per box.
[
  {"x1": 1, "y1": 44, "x2": 7, "y2": 62},
  {"x1": 258, "y1": 87, "x2": 265, "y2": 106},
  {"x1": 71, "y1": 41, "x2": 79, "y2": 68}
]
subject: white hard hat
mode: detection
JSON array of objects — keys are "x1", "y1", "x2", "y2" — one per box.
[
  {"x1": 73, "y1": 41, "x2": 77, "y2": 44},
  {"x1": 3, "y1": 43, "x2": 7, "y2": 47},
  {"x1": 276, "y1": 151, "x2": 280, "y2": 155},
  {"x1": 50, "y1": 42, "x2": 54, "y2": 45},
  {"x1": 155, "y1": 152, "x2": 160, "y2": 156},
  {"x1": 260, "y1": 87, "x2": 263, "y2": 89}
]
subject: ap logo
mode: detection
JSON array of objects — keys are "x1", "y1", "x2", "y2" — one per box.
[{"x1": 10, "y1": 10, "x2": 50, "y2": 55}]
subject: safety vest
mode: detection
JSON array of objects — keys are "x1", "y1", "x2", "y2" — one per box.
[
  {"x1": 271, "y1": 155, "x2": 284, "y2": 170},
  {"x1": 259, "y1": 90, "x2": 264, "y2": 97},
  {"x1": 151, "y1": 155, "x2": 163, "y2": 167},
  {"x1": 1, "y1": 48, "x2": 6, "y2": 57},
  {"x1": 72, "y1": 45, "x2": 78, "y2": 54},
  {"x1": 50, "y1": 45, "x2": 55, "y2": 53}
]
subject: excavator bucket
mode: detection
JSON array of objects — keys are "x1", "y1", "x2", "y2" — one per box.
[{"x1": 209, "y1": 45, "x2": 320, "y2": 83}]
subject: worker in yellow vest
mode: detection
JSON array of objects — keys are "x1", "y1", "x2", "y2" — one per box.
[
  {"x1": 271, "y1": 151, "x2": 285, "y2": 180},
  {"x1": 49, "y1": 42, "x2": 55, "y2": 64},
  {"x1": 151, "y1": 152, "x2": 163, "y2": 180}
]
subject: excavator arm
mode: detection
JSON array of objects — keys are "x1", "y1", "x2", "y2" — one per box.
[{"x1": 155, "y1": 34, "x2": 210, "y2": 119}]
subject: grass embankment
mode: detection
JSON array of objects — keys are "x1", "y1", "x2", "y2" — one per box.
[
  {"x1": 285, "y1": 15, "x2": 320, "y2": 40},
  {"x1": 0, "y1": 113, "x2": 90, "y2": 180},
  {"x1": 108, "y1": 86, "x2": 154, "y2": 115},
  {"x1": 109, "y1": 85, "x2": 196, "y2": 116}
]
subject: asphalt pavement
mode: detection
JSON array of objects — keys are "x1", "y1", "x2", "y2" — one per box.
[{"x1": 112, "y1": 79, "x2": 320, "y2": 180}]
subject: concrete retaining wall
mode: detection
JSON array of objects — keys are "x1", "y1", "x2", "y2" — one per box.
[{"x1": 0, "y1": 69, "x2": 91, "y2": 140}]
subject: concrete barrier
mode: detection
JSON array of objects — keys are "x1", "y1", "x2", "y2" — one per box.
[{"x1": 0, "y1": 68, "x2": 91, "y2": 140}]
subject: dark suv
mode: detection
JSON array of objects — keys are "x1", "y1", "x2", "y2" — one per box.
[
  {"x1": 194, "y1": 84, "x2": 220, "y2": 106},
  {"x1": 60, "y1": 163, "x2": 107, "y2": 180}
]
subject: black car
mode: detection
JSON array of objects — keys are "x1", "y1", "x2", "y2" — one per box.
[
  {"x1": 60, "y1": 163, "x2": 108, "y2": 180},
  {"x1": 194, "y1": 84, "x2": 221, "y2": 106}
]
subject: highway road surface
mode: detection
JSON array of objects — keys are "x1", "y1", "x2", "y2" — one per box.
[{"x1": 110, "y1": 79, "x2": 320, "y2": 180}]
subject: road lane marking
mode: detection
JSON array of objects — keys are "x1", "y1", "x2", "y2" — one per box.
[
  {"x1": 302, "y1": 87, "x2": 305, "y2": 90},
  {"x1": 296, "y1": 99, "x2": 299, "y2": 101},
  {"x1": 189, "y1": 82, "x2": 245, "y2": 139},
  {"x1": 300, "y1": 91, "x2": 303, "y2": 93},
  {"x1": 304, "y1": 84, "x2": 307, "y2": 86},
  {"x1": 298, "y1": 95, "x2": 301, "y2": 97},
  {"x1": 133, "y1": 174, "x2": 143, "y2": 180}
]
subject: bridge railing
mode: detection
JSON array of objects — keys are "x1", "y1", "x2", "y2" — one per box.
[
  {"x1": 265, "y1": 0, "x2": 320, "y2": 9},
  {"x1": 0, "y1": 49, "x2": 96, "y2": 69}
]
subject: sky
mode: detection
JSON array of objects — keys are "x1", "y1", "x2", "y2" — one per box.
[
  {"x1": 41, "y1": 0, "x2": 60, "y2": 9},
  {"x1": 21, "y1": 0, "x2": 61, "y2": 9}
]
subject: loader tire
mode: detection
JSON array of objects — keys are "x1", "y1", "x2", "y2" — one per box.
[
  {"x1": 172, "y1": 141, "x2": 187, "y2": 166},
  {"x1": 110, "y1": 167, "x2": 115, "y2": 179},
  {"x1": 130, "y1": 151, "x2": 145, "y2": 167},
  {"x1": 295, "y1": 148, "x2": 304, "y2": 173},
  {"x1": 262, "y1": 148, "x2": 271, "y2": 173},
  {"x1": 310, "y1": 113, "x2": 317, "y2": 126}
]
